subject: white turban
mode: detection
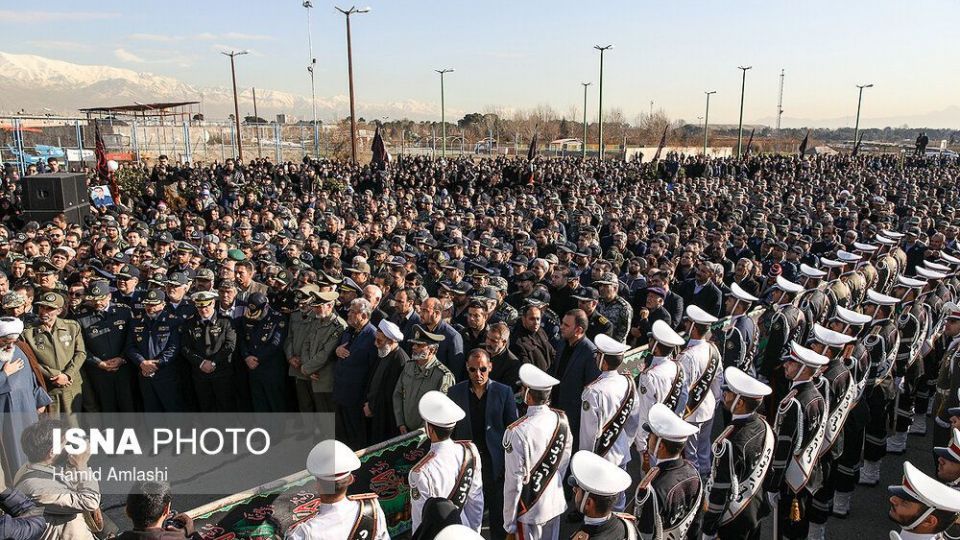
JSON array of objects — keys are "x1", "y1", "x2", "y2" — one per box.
[{"x1": 0, "y1": 317, "x2": 24, "y2": 338}]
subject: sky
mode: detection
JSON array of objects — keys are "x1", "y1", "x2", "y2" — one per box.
[{"x1": 3, "y1": 1, "x2": 960, "y2": 127}]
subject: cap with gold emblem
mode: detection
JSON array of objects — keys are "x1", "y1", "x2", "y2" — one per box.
[
  {"x1": 407, "y1": 324, "x2": 445, "y2": 346},
  {"x1": 34, "y1": 291, "x2": 64, "y2": 309},
  {"x1": 191, "y1": 291, "x2": 217, "y2": 307}
]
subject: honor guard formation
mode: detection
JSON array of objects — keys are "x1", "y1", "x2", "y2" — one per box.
[{"x1": 4, "y1": 152, "x2": 960, "y2": 540}]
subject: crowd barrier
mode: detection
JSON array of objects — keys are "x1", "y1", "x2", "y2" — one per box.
[{"x1": 186, "y1": 307, "x2": 766, "y2": 537}]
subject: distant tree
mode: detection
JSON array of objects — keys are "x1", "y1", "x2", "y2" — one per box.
[{"x1": 559, "y1": 118, "x2": 571, "y2": 138}]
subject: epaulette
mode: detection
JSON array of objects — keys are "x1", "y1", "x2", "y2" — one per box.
[
  {"x1": 507, "y1": 415, "x2": 531, "y2": 430},
  {"x1": 598, "y1": 315, "x2": 610, "y2": 325},
  {"x1": 549, "y1": 407, "x2": 567, "y2": 418},
  {"x1": 347, "y1": 493, "x2": 379, "y2": 501},
  {"x1": 613, "y1": 512, "x2": 636, "y2": 521},
  {"x1": 410, "y1": 451, "x2": 436, "y2": 473}
]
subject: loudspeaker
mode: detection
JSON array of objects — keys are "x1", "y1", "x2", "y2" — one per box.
[
  {"x1": 22, "y1": 173, "x2": 88, "y2": 211},
  {"x1": 24, "y1": 205, "x2": 91, "y2": 225},
  {"x1": 22, "y1": 173, "x2": 92, "y2": 224}
]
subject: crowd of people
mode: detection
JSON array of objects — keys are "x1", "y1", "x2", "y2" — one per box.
[{"x1": 0, "y1": 150, "x2": 959, "y2": 539}]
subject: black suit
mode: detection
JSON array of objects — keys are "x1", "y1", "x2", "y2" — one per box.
[{"x1": 679, "y1": 278, "x2": 723, "y2": 318}]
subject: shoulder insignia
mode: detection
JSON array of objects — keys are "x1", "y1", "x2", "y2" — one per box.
[
  {"x1": 507, "y1": 415, "x2": 531, "y2": 430},
  {"x1": 504, "y1": 438, "x2": 513, "y2": 454},
  {"x1": 347, "y1": 493, "x2": 379, "y2": 501},
  {"x1": 598, "y1": 315, "x2": 610, "y2": 325},
  {"x1": 613, "y1": 512, "x2": 636, "y2": 521},
  {"x1": 726, "y1": 340, "x2": 735, "y2": 350},
  {"x1": 549, "y1": 407, "x2": 567, "y2": 416},
  {"x1": 640, "y1": 385, "x2": 647, "y2": 394},
  {"x1": 410, "y1": 486, "x2": 421, "y2": 500},
  {"x1": 411, "y1": 451, "x2": 436, "y2": 473},
  {"x1": 582, "y1": 400, "x2": 590, "y2": 411}
]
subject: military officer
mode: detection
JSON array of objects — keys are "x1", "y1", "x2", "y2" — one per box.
[
  {"x1": 180, "y1": 290, "x2": 238, "y2": 412},
  {"x1": 571, "y1": 287, "x2": 613, "y2": 342},
  {"x1": 634, "y1": 320, "x2": 688, "y2": 459},
  {"x1": 409, "y1": 391, "x2": 484, "y2": 533},
  {"x1": 578, "y1": 333, "x2": 639, "y2": 511},
  {"x1": 112, "y1": 264, "x2": 144, "y2": 312},
  {"x1": 702, "y1": 367, "x2": 775, "y2": 540},
  {"x1": 887, "y1": 274, "x2": 931, "y2": 454},
  {"x1": 594, "y1": 272, "x2": 633, "y2": 343},
  {"x1": 759, "y1": 276, "x2": 807, "y2": 396},
  {"x1": 932, "y1": 303, "x2": 960, "y2": 448},
  {"x1": 568, "y1": 450, "x2": 638, "y2": 540},
  {"x1": 22, "y1": 291, "x2": 85, "y2": 414},
  {"x1": 888, "y1": 461, "x2": 960, "y2": 540},
  {"x1": 503, "y1": 364, "x2": 573, "y2": 540},
  {"x1": 125, "y1": 289, "x2": 181, "y2": 412},
  {"x1": 806, "y1": 324, "x2": 856, "y2": 540},
  {"x1": 677, "y1": 304, "x2": 723, "y2": 477},
  {"x1": 76, "y1": 279, "x2": 135, "y2": 412},
  {"x1": 859, "y1": 289, "x2": 902, "y2": 486},
  {"x1": 632, "y1": 402, "x2": 702, "y2": 540},
  {"x1": 764, "y1": 342, "x2": 828, "y2": 540},
  {"x1": 239, "y1": 292, "x2": 287, "y2": 412},
  {"x1": 718, "y1": 283, "x2": 759, "y2": 375},
  {"x1": 286, "y1": 439, "x2": 389, "y2": 540},
  {"x1": 827, "y1": 305, "x2": 874, "y2": 517}
]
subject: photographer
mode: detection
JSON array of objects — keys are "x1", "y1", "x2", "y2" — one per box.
[{"x1": 118, "y1": 481, "x2": 200, "y2": 540}]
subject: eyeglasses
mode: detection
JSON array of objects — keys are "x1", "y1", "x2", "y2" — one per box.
[{"x1": 467, "y1": 366, "x2": 488, "y2": 373}]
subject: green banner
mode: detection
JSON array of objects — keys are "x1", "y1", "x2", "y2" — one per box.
[{"x1": 190, "y1": 431, "x2": 429, "y2": 539}]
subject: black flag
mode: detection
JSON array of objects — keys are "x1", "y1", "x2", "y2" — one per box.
[
  {"x1": 852, "y1": 132, "x2": 865, "y2": 156},
  {"x1": 798, "y1": 130, "x2": 810, "y2": 156},
  {"x1": 371, "y1": 125, "x2": 389, "y2": 169},
  {"x1": 744, "y1": 128, "x2": 755, "y2": 156},
  {"x1": 527, "y1": 132, "x2": 539, "y2": 160},
  {"x1": 652, "y1": 125, "x2": 669, "y2": 161}
]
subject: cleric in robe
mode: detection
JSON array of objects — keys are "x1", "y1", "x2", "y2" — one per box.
[{"x1": 0, "y1": 316, "x2": 51, "y2": 479}]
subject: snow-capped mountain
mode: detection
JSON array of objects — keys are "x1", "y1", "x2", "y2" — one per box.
[{"x1": 0, "y1": 51, "x2": 437, "y2": 120}]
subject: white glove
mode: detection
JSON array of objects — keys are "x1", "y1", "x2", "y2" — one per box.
[{"x1": 895, "y1": 376, "x2": 905, "y2": 393}]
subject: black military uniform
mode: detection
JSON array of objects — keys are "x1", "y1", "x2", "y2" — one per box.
[
  {"x1": 76, "y1": 281, "x2": 136, "y2": 412},
  {"x1": 861, "y1": 308, "x2": 900, "y2": 475},
  {"x1": 703, "y1": 412, "x2": 773, "y2": 540},
  {"x1": 238, "y1": 294, "x2": 287, "y2": 412},
  {"x1": 765, "y1": 347, "x2": 826, "y2": 540},
  {"x1": 180, "y1": 291, "x2": 238, "y2": 412},
  {"x1": 125, "y1": 289, "x2": 182, "y2": 412}
]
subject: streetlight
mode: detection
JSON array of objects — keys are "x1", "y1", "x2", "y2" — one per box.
[
  {"x1": 736, "y1": 66, "x2": 752, "y2": 157},
  {"x1": 335, "y1": 5, "x2": 371, "y2": 163},
  {"x1": 703, "y1": 90, "x2": 716, "y2": 156},
  {"x1": 594, "y1": 44, "x2": 612, "y2": 160},
  {"x1": 303, "y1": 1, "x2": 319, "y2": 157},
  {"x1": 854, "y1": 83, "x2": 874, "y2": 147},
  {"x1": 435, "y1": 68, "x2": 454, "y2": 158},
  {"x1": 581, "y1": 82, "x2": 591, "y2": 159},
  {"x1": 221, "y1": 50, "x2": 248, "y2": 161}
]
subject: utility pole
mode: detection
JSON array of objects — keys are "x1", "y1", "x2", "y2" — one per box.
[
  {"x1": 581, "y1": 82, "x2": 591, "y2": 159},
  {"x1": 854, "y1": 83, "x2": 874, "y2": 148},
  {"x1": 336, "y1": 5, "x2": 371, "y2": 163},
  {"x1": 594, "y1": 44, "x2": 613, "y2": 160},
  {"x1": 252, "y1": 86, "x2": 262, "y2": 158},
  {"x1": 736, "y1": 65, "x2": 752, "y2": 157},
  {"x1": 304, "y1": 1, "x2": 319, "y2": 157},
  {"x1": 703, "y1": 91, "x2": 716, "y2": 156},
  {"x1": 776, "y1": 69, "x2": 785, "y2": 133},
  {"x1": 435, "y1": 68, "x2": 454, "y2": 158},
  {"x1": 221, "y1": 50, "x2": 248, "y2": 161}
]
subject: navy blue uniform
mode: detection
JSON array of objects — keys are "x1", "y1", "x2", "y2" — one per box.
[
  {"x1": 239, "y1": 309, "x2": 288, "y2": 412},
  {"x1": 125, "y1": 310, "x2": 182, "y2": 412},
  {"x1": 180, "y1": 314, "x2": 238, "y2": 412},
  {"x1": 76, "y1": 303, "x2": 136, "y2": 412}
]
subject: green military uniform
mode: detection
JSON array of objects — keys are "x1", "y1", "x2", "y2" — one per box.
[{"x1": 22, "y1": 292, "x2": 86, "y2": 414}]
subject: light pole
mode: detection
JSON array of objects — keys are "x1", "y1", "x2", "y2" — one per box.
[
  {"x1": 221, "y1": 50, "x2": 248, "y2": 161},
  {"x1": 854, "y1": 83, "x2": 873, "y2": 147},
  {"x1": 703, "y1": 90, "x2": 716, "y2": 155},
  {"x1": 304, "y1": 1, "x2": 319, "y2": 157},
  {"x1": 736, "y1": 65, "x2": 752, "y2": 157},
  {"x1": 594, "y1": 44, "x2": 612, "y2": 160},
  {"x1": 335, "y1": 5, "x2": 370, "y2": 163},
  {"x1": 435, "y1": 68, "x2": 454, "y2": 158},
  {"x1": 581, "y1": 82, "x2": 591, "y2": 159}
]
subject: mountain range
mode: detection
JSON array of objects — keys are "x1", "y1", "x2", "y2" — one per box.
[{"x1": 0, "y1": 51, "x2": 438, "y2": 121}]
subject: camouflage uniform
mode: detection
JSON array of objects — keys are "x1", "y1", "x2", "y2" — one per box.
[{"x1": 596, "y1": 295, "x2": 633, "y2": 343}]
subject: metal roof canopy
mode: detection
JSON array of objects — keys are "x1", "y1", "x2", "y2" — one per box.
[{"x1": 79, "y1": 101, "x2": 199, "y2": 119}]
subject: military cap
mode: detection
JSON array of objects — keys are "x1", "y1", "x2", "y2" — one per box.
[
  {"x1": 595, "y1": 334, "x2": 629, "y2": 356},
  {"x1": 407, "y1": 324, "x2": 445, "y2": 346},
  {"x1": 227, "y1": 249, "x2": 246, "y2": 262},
  {"x1": 785, "y1": 341, "x2": 828, "y2": 367},
  {"x1": 1, "y1": 292, "x2": 25, "y2": 309},
  {"x1": 86, "y1": 280, "x2": 112, "y2": 299},
  {"x1": 888, "y1": 461, "x2": 960, "y2": 516},
  {"x1": 176, "y1": 242, "x2": 198, "y2": 254},
  {"x1": 312, "y1": 290, "x2": 339, "y2": 305},
  {"x1": 723, "y1": 367, "x2": 772, "y2": 398},
  {"x1": 32, "y1": 257, "x2": 58, "y2": 274},
  {"x1": 345, "y1": 261, "x2": 371, "y2": 274},
  {"x1": 934, "y1": 429, "x2": 960, "y2": 464},
  {"x1": 570, "y1": 450, "x2": 632, "y2": 497},
  {"x1": 651, "y1": 319, "x2": 686, "y2": 348},
  {"x1": 115, "y1": 264, "x2": 140, "y2": 279},
  {"x1": 34, "y1": 291, "x2": 64, "y2": 309},
  {"x1": 571, "y1": 287, "x2": 599, "y2": 302},
  {"x1": 810, "y1": 323, "x2": 855, "y2": 348},
  {"x1": 519, "y1": 363, "x2": 559, "y2": 391},
  {"x1": 166, "y1": 272, "x2": 191, "y2": 287},
  {"x1": 643, "y1": 403, "x2": 697, "y2": 442},
  {"x1": 418, "y1": 391, "x2": 465, "y2": 429},
  {"x1": 306, "y1": 439, "x2": 360, "y2": 482},
  {"x1": 143, "y1": 289, "x2": 166, "y2": 305},
  {"x1": 218, "y1": 279, "x2": 238, "y2": 291},
  {"x1": 246, "y1": 292, "x2": 269, "y2": 311},
  {"x1": 340, "y1": 277, "x2": 362, "y2": 295},
  {"x1": 191, "y1": 291, "x2": 217, "y2": 306},
  {"x1": 686, "y1": 305, "x2": 718, "y2": 325},
  {"x1": 195, "y1": 268, "x2": 216, "y2": 281}
]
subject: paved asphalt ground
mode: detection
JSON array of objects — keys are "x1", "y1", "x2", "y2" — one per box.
[{"x1": 101, "y1": 424, "x2": 936, "y2": 538}]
